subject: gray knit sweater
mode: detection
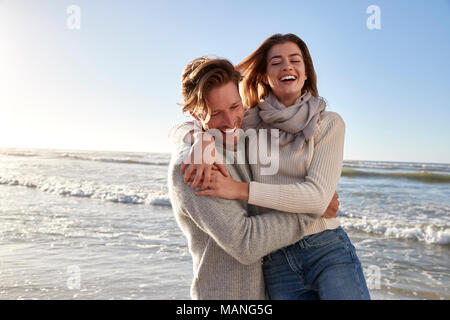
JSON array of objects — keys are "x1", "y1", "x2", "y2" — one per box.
[{"x1": 167, "y1": 142, "x2": 311, "y2": 299}]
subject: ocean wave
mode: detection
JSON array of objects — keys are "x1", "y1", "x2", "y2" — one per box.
[
  {"x1": 341, "y1": 168, "x2": 450, "y2": 183},
  {"x1": 57, "y1": 154, "x2": 169, "y2": 166},
  {"x1": 343, "y1": 161, "x2": 450, "y2": 173},
  {"x1": 339, "y1": 215, "x2": 450, "y2": 245},
  {"x1": 0, "y1": 151, "x2": 38, "y2": 157},
  {"x1": 343, "y1": 162, "x2": 401, "y2": 170},
  {"x1": 0, "y1": 175, "x2": 172, "y2": 207},
  {"x1": 0, "y1": 149, "x2": 170, "y2": 166}
]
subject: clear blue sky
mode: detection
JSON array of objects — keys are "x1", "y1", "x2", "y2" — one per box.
[{"x1": 1, "y1": 0, "x2": 449, "y2": 163}]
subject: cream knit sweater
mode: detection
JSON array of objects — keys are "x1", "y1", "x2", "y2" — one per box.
[{"x1": 247, "y1": 111, "x2": 345, "y2": 237}]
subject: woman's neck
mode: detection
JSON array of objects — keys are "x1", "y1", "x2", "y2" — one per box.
[{"x1": 274, "y1": 91, "x2": 305, "y2": 107}]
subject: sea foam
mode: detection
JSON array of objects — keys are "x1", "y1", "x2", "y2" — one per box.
[
  {"x1": 339, "y1": 215, "x2": 450, "y2": 245},
  {"x1": 0, "y1": 174, "x2": 171, "y2": 207}
]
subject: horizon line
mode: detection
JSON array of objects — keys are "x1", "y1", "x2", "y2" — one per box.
[{"x1": 0, "y1": 145, "x2": 449, "y2": 165}]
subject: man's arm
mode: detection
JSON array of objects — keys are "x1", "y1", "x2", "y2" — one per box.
[{"x1": 169, "y1": 146, "x2": 314, "y2": 265}]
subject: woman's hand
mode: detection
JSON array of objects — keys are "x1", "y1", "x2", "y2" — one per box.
[
  {"x1": 191, "y1": 170, "x2": 249, "y2": 201},
  {"x1": 321, "y1": 192, "x2": 340, "y2": 219},
  {"x1": 180, "y1": 131, "x2": 229, "y2": 190}
]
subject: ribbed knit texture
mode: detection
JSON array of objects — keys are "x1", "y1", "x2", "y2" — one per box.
[
  {"x1": 247, "y1": 110, "x2": 345, "y2": 236},
  {"x1": 167, "y1": 143, "x2": 312, "y2": 299}
]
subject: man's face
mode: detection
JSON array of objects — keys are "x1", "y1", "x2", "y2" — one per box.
[{"x1": 202, "y1": 81, "x2": 244, "y2": 145}]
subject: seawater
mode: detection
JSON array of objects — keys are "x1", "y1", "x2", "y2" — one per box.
[{"x1": 0, "y1": 148, "x2": 448, "y2": 299}]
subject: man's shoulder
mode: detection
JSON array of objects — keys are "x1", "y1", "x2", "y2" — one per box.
[
  {"x1": 169, "y1": 144, "x2": 201, "y2": 208},
  {"x1": 168, "y1": 144, "x2": 190, "y2": 189},
  {"x1": 168, "y1": 142, "x2": 190, "y2": 169},
  {"x1": 167, "y1": 146, "x2": 199, "y2": 217}
]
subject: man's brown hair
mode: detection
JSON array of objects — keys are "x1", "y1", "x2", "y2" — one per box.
[{"x1": 180, "y1": 57, "x2": 241, "y2": 123}]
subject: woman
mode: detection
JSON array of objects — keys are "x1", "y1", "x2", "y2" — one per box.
[{"x1": 178, "y1": 33, "x2": 370, "y2": 300}]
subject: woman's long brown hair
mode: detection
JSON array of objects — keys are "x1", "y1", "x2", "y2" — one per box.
[{"x1": 236, "y1": 33, "x2": 318, "y2": 108}]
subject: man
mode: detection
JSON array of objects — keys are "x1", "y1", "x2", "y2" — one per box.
[{"x1": 168, "y1": 57, "x2": 338, "y2": 299}]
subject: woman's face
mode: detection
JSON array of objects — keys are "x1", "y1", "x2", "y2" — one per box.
[{"x1": 264, "y1": 41, "x2": 308, "y2": 107}]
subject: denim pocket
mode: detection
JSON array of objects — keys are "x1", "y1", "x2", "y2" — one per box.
[{"x1": 302, "y1": 228, "x2": 340, "y2": 248}]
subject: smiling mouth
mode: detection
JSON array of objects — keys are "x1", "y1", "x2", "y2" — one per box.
[
  {"x1": 220, "y1": 127, "x2": 237, "y2": 134},
  {"x1": 279, "y1": 75, "x2": 297, "y2": 83}
]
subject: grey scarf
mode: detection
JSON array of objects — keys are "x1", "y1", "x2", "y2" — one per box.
[{"x1": 243, "y1": 91, "x2": 326, "y2": 150}]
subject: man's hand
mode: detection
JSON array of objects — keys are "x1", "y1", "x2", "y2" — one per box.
[
  {"x1": 180, "y1": 131, "x2": 229, "y2": 190},
  {"x1": 321, "y1": 192, "x2": 339, "y2": 219}
]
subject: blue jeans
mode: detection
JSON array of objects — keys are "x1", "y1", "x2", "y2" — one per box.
[{"x1": 262, "y1": 227, "x2": 371, "y2": 300}]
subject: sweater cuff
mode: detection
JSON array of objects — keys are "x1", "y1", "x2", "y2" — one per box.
[{"x1": 248, "y1": 182, "x2": 281, "y2": 209}]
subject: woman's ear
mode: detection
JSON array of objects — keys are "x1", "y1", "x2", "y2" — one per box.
[{"x1": 262, "y1": 74, "x2": 269, "y2": 86}]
